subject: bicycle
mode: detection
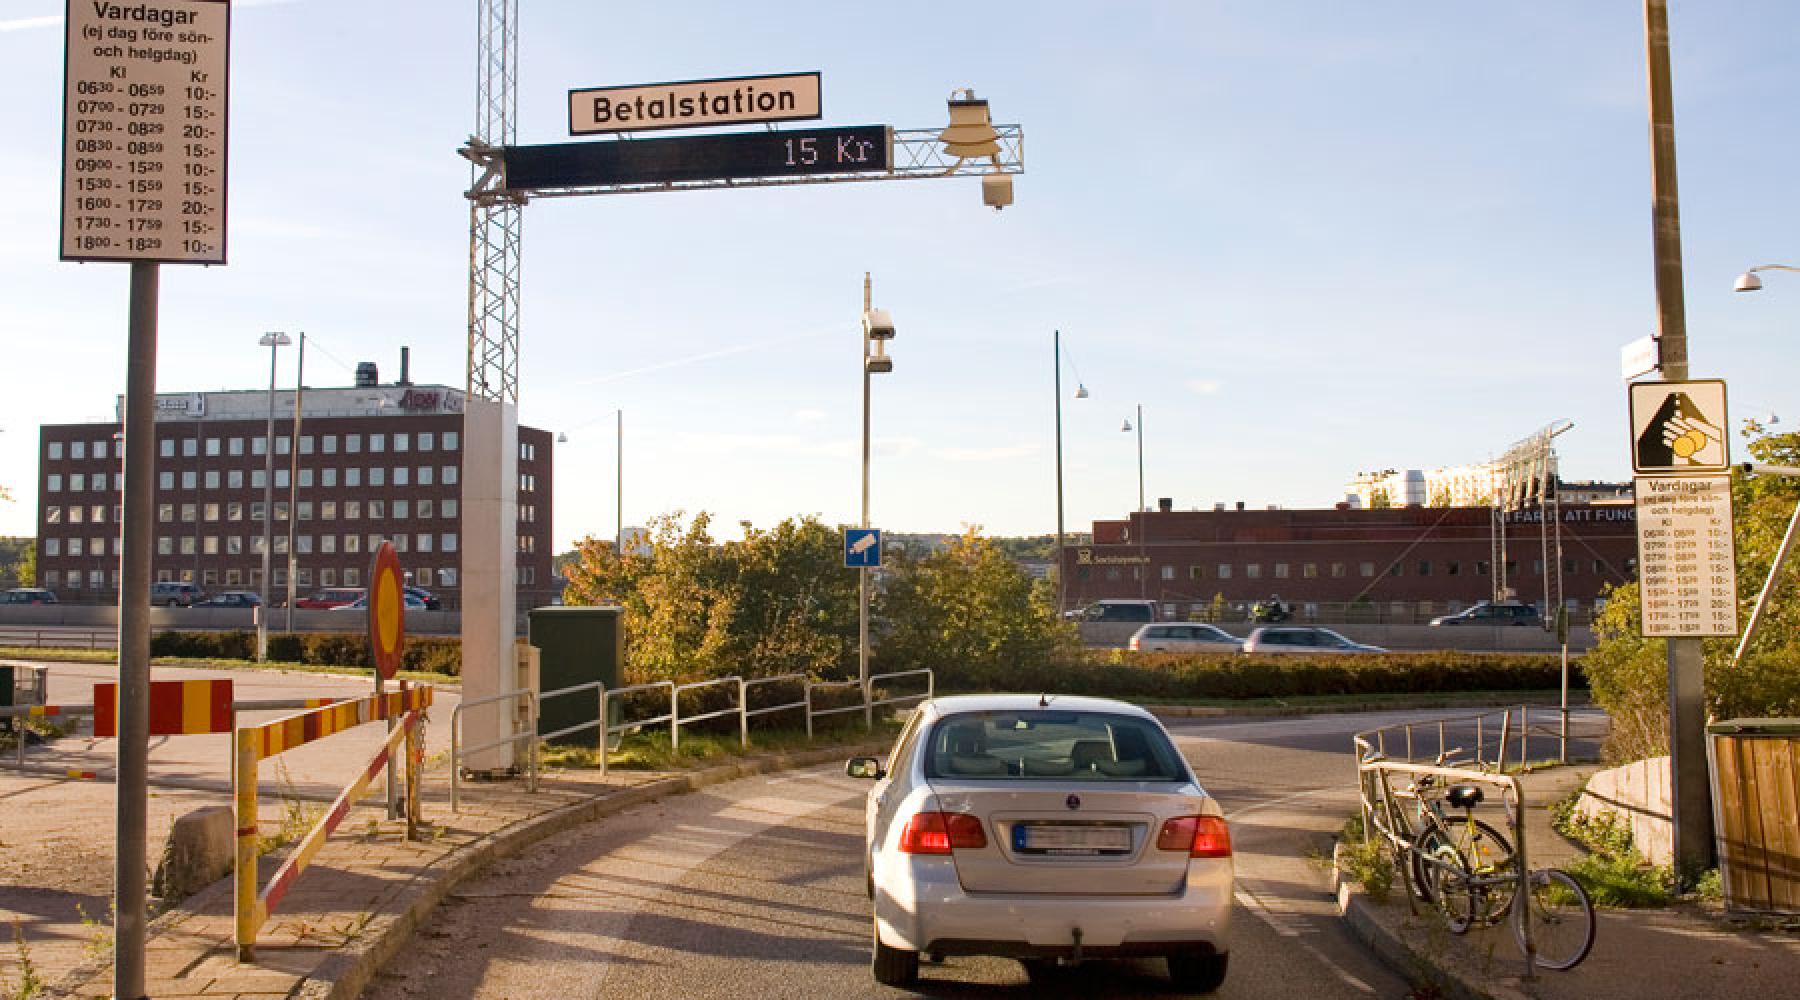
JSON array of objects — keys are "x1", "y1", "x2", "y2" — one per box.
[
  {"x1": 1360, "y1": 748, "x2": 1514, "y2": 903},
  {"x1": 1416, "y1": 834, "x2": 1596, "y2": 970}
]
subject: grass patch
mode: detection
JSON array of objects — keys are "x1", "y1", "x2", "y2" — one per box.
[
  {"x1": 537, "y1": 718, "x2": 901, "y2": 772},
  {"x1": 1550, "y1": 790, "x2": 1679, "y2": 907},
  {"x1": 1336, "y1": 814, "x2": 1396, "y2": 903},
  {"x1": 2, "y1": 920, "x2": 44, "y2": 1000}
]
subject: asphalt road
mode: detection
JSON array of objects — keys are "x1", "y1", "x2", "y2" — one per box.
[{"x1": 361, "y1": 706, "x2": 1603, "y2": 999}]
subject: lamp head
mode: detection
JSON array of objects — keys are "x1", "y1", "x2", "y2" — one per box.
[
  {"x1": 1075, "y1": 383, "x2": 1089, "y2": 400},
  {"x1": 258, "y1": 331, "x2": 292, "y2": 347},
  {"x1": 863, "y1": 308, "x2": 896, "y2": 341},
  {"x1": 1120, "y1": 419, "x2": 1132, "y2": 433},
  {"x1": 1734, "y1": 270, "x2": 1764, "y2": 293},
  {"x1": 939, "y1": 89, "x2": 1000, "y2": 159},
  {"x1": 557, "y1": 432, "x2": 568, "y2": 443}
]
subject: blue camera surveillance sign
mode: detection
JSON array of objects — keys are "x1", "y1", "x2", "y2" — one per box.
[{"x1": 844, "y1": 528, "x2": 882, "y2": 568}]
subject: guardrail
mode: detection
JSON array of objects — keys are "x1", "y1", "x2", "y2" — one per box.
[
  {"x1": 744, "y1": 673, "x2": 807, "y2": 728},
  {"x1": 869, "y1": 668, "x2": 933, "y2": 713},
  {"x1": 234, "y1": 685, "x2": 432, "y2": 960},
  {"x1": 449, "y1": 688, "x2": 538, "y2": 811},
  {"x1": 673, "y1": 676, "x2": 745, "y2": 750},
  {"x1": 803, "y1": 679, "x2": 865, "y2": 738},
  {"x1": 0, "y1": 627, "x2": 117, "y2": 650},
  {"x1": 538, "y1": 679, "x2": 606, "y2": 746},
  {"x1": 1353, "y1": 703, "x2": 1574, "y2": 773},
  {"x1": 596, "y1": 680, "x2": 675, "y2": 777}
]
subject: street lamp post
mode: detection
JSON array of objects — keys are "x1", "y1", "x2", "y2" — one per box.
[
  {"x1": 557, "y1": 406, "x2": 624, "y2": 548},
  {"x1": 1122, "y1": 404, "x2": 1146, "y2": 598},
  {"x1": 256, "y1": 331, "x2": 291, "y2": 661},
  {"x1": 1053, "y1": 330, "x2": 1088, "y2": 614},
  {"x1": 1733, "y1": 263, "x2": 1800, "y2": 293},
  {"x1": 861, "y1": 274, "x2": 895, "y2": 727},
  {"x1": 284, "y1": 333, "x2": 305, "y2": 631}
]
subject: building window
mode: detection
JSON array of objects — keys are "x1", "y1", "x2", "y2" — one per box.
[
  {"x1": 321, "y1": 468, "x2": 336, "y2": 487},
  {"x1": 370, "y1": 433, "x2": 385, "y2": 453},
  {"x1": 1360, "y1": 562, "x2": 1375, "y2": 577},
  {"x1": 1216, "y1": 563, "x2": 1231, "y2": 580},
  {"x1": 419, "y1": 466, "x2": 434, "y2": 486},
  {"x1": 1274, "y1": 563, "x2": 1289, "y2": 579},
  {"x1": 1476, "y1": 561, "x2": 1490, "y2": 576},
  {"x1": 345, "y1": 500, "x2": 361, "y2": 520},
  {"x1": 181, "y1": 503, "x2": 197, "y2": 522},
  {"x1": 1593, "y1": 559, "x2": 1606, "y2": 575},
  {"x1": 298, "y1": 502, "x2": 313, "y2": 521},
  {"x1": 297, "y1": 535, "x2": 312, "y2": 554},
  {"x1": 1389, "y1": 562, "x2": 1403, "y2": 577},
  {"x1": 274, "y1": 469, "x2": 289, "y2": 490},
  {"x1": 159, "y1": 439, "x2": 174, "y2": 458},
  {"x1": 370, "y1": 468, "x2": 385, "y2": 487},
  {"x1": 228, "y1": 502, "x2": 243, "y2": 522},
  {"x1": 299, "y1": 469, "x2": 314, "y2": 488},
  {"x1": 46, "y1": 506, "x2": 63, "y2": 525},
  {"x1": 394, "y1": 467, "x2": 409, "y2": 487},
  {"x1": 229, "y1": 437, "x2": 244, "y2": 456},
  {"x1": 369, "y1": 501, "x2": 385, "y2": 519},
  {"x1": 393, "y1": 500, "x2": 409, "y2": 519},
  {"x1": 251, "y1": 502, "x2": 265, "y2": 522},
  {"x1": 321, "y1": 501, "x2": 337, "y2": 520},
  {"x1": 65, "y1": 571, "x2": 80, "y2": 591},
  {"x1": 393, "y1": 534, "x2": 408, "y2": 553},
  {"x1": 443, "y1": 465, "x2": 458, "y2": 486},
  {"x1": 296, "y1": 568, "x2": 312, "y2": 588},
  {"x1": 1303, "y1": 563, "x2": 1318, "y2": 578},
  {"x1": 69, "y1": 507, "x2": 85, "y2": 525},
  {"x1": 346, "y1": 468, "x2": 361, "y2": 487},
  {"x1": 441, "y1": 533, "x2": 457, "y2": 553},
  {"x1": 442, "y1": 499, "x2": 457, "y2": 518},
  {"x1": 180, "y1": 536, "x2": 196, "y2": 556},
  {"x1": 395, "y1": 433, "x2": 410, "y2": 453},
  {"x1": 1418, "y1": 561, "x2": 1431, "y2": 576},
  {"x1": 226, "y1": 569, "x2": 242, "y2": 586},
  {"x1": 321, "y1": 534, "x2": 336, "y2": 554},
  {"x1": 300, "y1": 435, "x2": 314, "y2": 455},
  {"x1": 345, "y1": 534, "x2": 362, "y2": 554},
  {"x1": 252, "y1": 435, "x2": 267, "y2": 456},
  {"x1": 418, "y1": 499, "x2": 433, "y2": 519},
  {"x1": 1246, "y1": 564, "x2": 1262, "y2": 580},
  {"x1": 273, "y1": 535, "x2": 288, "y2": 555},
  {"x1": 418, "y1": 533, "x2": 433, "y2": 553},
  {"x1": 347, "y1": 434, "x2": 361, "y2": 454},
  {"x1": 44, "y1": 538, "x2": 62, "y2": 556},
  {"x1": 1505, "y1": 560, "x2": 1519, "y2": 576},
  {"x1": 48, "y1": 442, "x2": 63, "y2": 460},
  {"x1": 1331, "y1": 563, "x2": 1346, "y2": 578},
  {"x1": 444, "y1": 431, "x2": 459, "y2": 450},
  {"x1": 1160, "y1": 564, "x2": 1174, "y2": 581},
  {"x1": 204, "y1": 503, "x2": 220, "y2": 522},
  {"x1": 182, "y1": 438, "x2": 197, "y2": 458},
  {"x1": 227, "y1": 536, "x2": 242, "y2": 555},
  {"x1": 276, "y1": 436, "x2": 291, "y2": 456},
  {"x1": 205, "y1": 437, "x2": 221, "y2": 457},
  {"x1": 275, "y1": 502, "x2": 289, "y2": 522},
  {"x1": 320, "y1": 568, "x2": 336, "y2": 586},
  {"x1": 204, "y1": 470, "x2": 220, "y2": 489},
  {"x1": 228, "y1": 469, "x2": 244, "y2": 489},
  {"x1": 181, "y1": 471, "x2": 197, "y2": 489},
  {"x1": 322, "y1": 434, "x2": 337, "y2": 454},
  {"x1": 343, "y1": 568, "x2": 360, "y2": 586},
  {"x1": 70, "y1": 473, "x2": 86, "y2": 492},
  {"x1": 202, "y1": 536, "x2": 218, "y2": 555},
  {"x1": 48, "y1": 474, "x2": 63, "y2": 492},
  {"x1": 419, "y1": 432, "x2": 434, "y2": 452}
]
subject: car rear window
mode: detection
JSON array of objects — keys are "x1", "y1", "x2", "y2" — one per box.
[{"x1": 922, "y1": 710, "x2": 1187, "y2": 782}]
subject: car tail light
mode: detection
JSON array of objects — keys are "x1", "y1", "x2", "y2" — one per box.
[
  {"x1": 1129, "y1": 636, "x2": 1142, "y2": 650},
  {"x1": 1156, "y1": 815, "x2": 1232, "y2": 858},
  {"x1": 898, "y1": 812, "x2": 988, "y2": 854}
]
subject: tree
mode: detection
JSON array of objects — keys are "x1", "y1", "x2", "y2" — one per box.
[
  {"x1": 876, "y1": 527, "x2": 1076, "y2": 689},
  {"x1": 1582, "y1": 421, "x2": 1800, "y2": 761},
  {"x1": 1368, "y1": 488, "x2": 1393, "y2": 510}
]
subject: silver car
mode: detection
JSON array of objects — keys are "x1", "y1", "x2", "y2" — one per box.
[
  {"x1": 847, "y1": 694, "x2": 1232, "y2": 992},
  {"x1": 1241, "y1": 626, "x2": 1386, "y2": 654},
  {"x1": 1130, "y1": 623, "x2": 1243, "y2": 653}
]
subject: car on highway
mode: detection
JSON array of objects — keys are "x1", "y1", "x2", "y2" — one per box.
[
  {"x1": 1063, "y1": 599, "x2": 1160, "y2": 623},
  {"x1": 846, "y1": 693, "x2": 1231, "y2": 992},
  {"x1": 404, "y1": 585, "x2": 442, "y2": 610},
  {"x1": 1129, "y1": 623, "x2": 1243, "y2": 653},
  {"x1": 1428, "y1": 601, "x2": 1542, "y2": 627},
  {"x1": 150, "y1": 581, "x2": 204, "y2": 607},
  {"x1": 195, "y1": 591, "x2": 262, "y2": 608},
  {"x1": 295, "y1": 587, "x2": 365, "y2": 610},
  {"x1": 0, "y1": 588, "x2": 59, "y2": 605},
  {"x1": 330, "y1": 592, "x2": 428, "y2": 612},
  {"x1": 1241, "y1": 626, "x2": 1386, "y2": 654}
]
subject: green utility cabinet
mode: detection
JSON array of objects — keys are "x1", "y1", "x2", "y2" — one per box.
[{"x1": 528, "y1": 605, "x2": 623, "y2": 743}]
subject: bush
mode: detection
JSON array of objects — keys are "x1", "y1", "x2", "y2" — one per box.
[
  {"x1": 150, "y1": 630, "x2": 461, "y2": 676},
  {"x1": 922, "y1": 650, "x2": 1579, "y2": 702}
]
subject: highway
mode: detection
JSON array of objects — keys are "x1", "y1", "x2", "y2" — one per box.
[{"x1": 359, "y1": 707, "x2": 1603, "y2": 998}]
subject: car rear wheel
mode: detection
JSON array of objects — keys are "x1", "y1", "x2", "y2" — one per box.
[
  {"x1": 1167, "y1": 952, "x2": 1228, "y2": 994},
  {"x1": 870, "y1": 923, "x2": 918, "y2": 988}
]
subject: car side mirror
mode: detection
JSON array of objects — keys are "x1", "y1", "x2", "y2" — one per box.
[{"x1": 846, "y1": 756, "x2": 886, "y2": 780}]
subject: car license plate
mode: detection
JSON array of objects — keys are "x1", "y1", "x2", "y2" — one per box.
[{"x1": 1014, "y1": 824, "x2": 1132, "y2": 853}]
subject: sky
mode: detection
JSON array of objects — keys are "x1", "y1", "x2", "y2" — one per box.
[{"x1": 3, "y1": 1, "x2": 1798, "y2": 549}]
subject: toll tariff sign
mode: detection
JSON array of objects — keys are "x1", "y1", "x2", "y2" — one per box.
[
  {"x1": 61, "y1": 0, "x2": 230, "y2": 264},
  {"x1": 503, "y1": 125, "x2": 891, "y2": 192},
  {"x1": 1634, "y1": 475, "x2": 1739, "y2": 638}
]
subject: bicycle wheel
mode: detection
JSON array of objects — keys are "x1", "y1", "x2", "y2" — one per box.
[
  {"x1": 1413, "y1": 831, "x2": 1475, "y2": 933},
  {"x1": 1446, "y1": 817, "x2": 1517, "y2": 923},
  {"x1": 1515, "y1": 868, "x2": 1595, "y2": 970},
  {"x1": 1409, "y1": 826, "x2": 1447, "y2": 903}
]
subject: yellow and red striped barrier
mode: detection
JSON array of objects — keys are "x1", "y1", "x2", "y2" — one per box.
[
  {"x1": 233, "y1": 685, "x2": 431, "y2": 960},
  {"x1": 93, "y1": 679, "x2": 233, "y2": 738}
]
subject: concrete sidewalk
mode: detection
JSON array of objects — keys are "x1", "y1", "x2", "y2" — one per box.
[
  {"x1": 1336, "y1": 766, "x2": 1800, "y2": 1000},
  {"x1": 6, "y1": 737, "x2": 885, "y2": 1000}
]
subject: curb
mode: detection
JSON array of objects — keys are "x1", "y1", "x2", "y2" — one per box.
[
  {"x1": 304, "y1": 740, "x2": 891, "y2": 1000},
  {"x1": 45, "y1": 739, "x2": 889, "y2": 1000},
  {"x1": 1330, "y1": 843, "x2": 1534, "y2": 1000}
]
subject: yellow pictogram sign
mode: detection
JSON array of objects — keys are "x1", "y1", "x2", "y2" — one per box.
[{"x1": 369, "y1": 543, "x2": 406, "y2": 680}]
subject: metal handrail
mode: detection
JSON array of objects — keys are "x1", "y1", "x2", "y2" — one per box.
[
  {"x1": 538, "y1": 679, "x2": 607, "y2": 746},
  {"x1": 1352, "y1": 703, "x2": 1570, "y2": 774},
  {"x1": 804, "y1": 679, "x2": 865, "y2": 738},
  {"x1": 597, "y1": 680, "x2": 675, "y2": 777},
  {"x1": 743, "y1": 672, "x2": 807, "y2": 723},
  {"x1": 672, "y1": 676, "x2": 745, "y2": 750},
  {"x1": 450, "y1": 687, "x2": 538, "y2": 811},
  {"x1": 868, "y1": 668, "x2": 934, "y2": 711}
]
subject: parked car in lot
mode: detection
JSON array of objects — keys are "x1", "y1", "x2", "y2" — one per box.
[
  {"x1": 1064, "y1": 599, "x2": 1159, "y2": 623},
  {"x1": 1129, "y1": 623, "x2": 1243, "y2": 653},
  {"x1": 295, "y1": 587, "x2": 365, "y2": 610},
  {"x1": 847, "y1": 694, "x2": 1231, "y2": 992},
  {"x1": 404, "y1": 585, "x2": 442, "y2": 610},
  {"x1": 0, "y1": 588, "x2": 59, "y2": 605},
  {"x1": 1428, "y1": 601, "x2": 1541, "y2": 627},
  {"x1": 195, "y1": 591, "x2": 262, "y2": 608},
  {"x1": 150, "y1": 581, "x2": 205, "y2": 607},
  {"x1": 1242, "y1": 626, "x2": 1386, "y2": 654},
  {"x1": 330, "y1": 592, "x2": 428, "y2": 612}
]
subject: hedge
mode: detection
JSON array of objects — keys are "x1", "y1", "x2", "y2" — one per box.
[
  {"x1": 920, "y1": 650, "x2": 1582, "y2": 702},
  {"x1": 150, "y1": 630, "x2": 462, "y2": 676}
]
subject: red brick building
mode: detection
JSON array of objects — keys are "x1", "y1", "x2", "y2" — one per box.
[
  {"x1": 1061, "y1": 501, "x2": 1639, "y2": 621},
  {"x1": 35, "y1": 380, "x2": 554, "y2": 610}
]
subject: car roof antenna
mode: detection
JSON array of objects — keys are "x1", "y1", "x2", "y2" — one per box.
[{"x1": 1038, "y1": 693, "x2": 1054, "y2": 708}]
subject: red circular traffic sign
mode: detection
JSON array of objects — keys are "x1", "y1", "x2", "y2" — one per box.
[{"x1": 369, "y1": 543, "x2": 406, "y2": 680}]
